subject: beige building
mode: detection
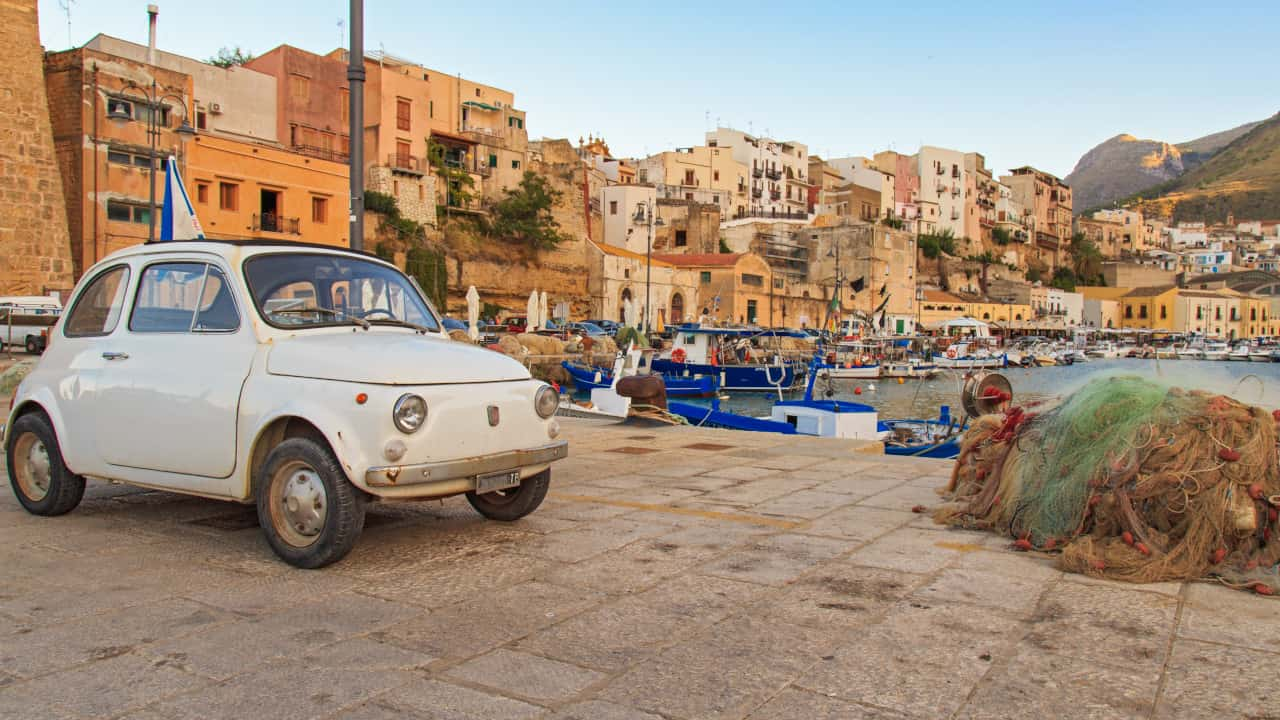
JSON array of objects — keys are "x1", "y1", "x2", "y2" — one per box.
[
  {"x1": 965, "y1": 153, "x2": 997, "y2": 247},
  {"x1": 634, "y1": 145, "x2": 746, "y2": 214},
  {"x1": 827, "y1": 157, "x2": 894, "y2": 220},
  {"x1": 585, "y1": 240, "x2": 698, "y2": 326},
  {"x1": 706, "y1": 128, "x2": 809, "y2": 220},
  {"x1": 915, "y1": 146, "x2": 968, "y2": 238},
  {"x1": 1079, "y1": 208, "x2": 1145, "y2": 258},
  {"x1": 1000, "y1": 166, "x2": 1072, "y2": 270},
  {"x1": 652, "y1": 252, "x2": 774, "y2": 325}
]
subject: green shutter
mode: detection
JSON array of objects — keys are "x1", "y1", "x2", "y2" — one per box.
[{"x1": 489, "y1": 153, "x2": 497, "y2": 167}]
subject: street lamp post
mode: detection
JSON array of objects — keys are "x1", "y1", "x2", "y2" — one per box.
[
  {"x1": 636, "y1": 201, "x2": 664, "y2": 333},
  {"x1": 107, "y1": 80, "x2": 195, "y2": 243}
]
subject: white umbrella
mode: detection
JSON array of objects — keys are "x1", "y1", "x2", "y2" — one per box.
[
  {"x1": 623, "y1": 298, "x2": 636, "y2": 328},
  {"x1": 466, "y1": 285, "x2": 480, "y2": 340},
  {"x1": 539, "y1": 291, "x2": 549, "y2": 331},
  {"x1": 526, "y1": 290, "x2": 539, "y2": 332}
]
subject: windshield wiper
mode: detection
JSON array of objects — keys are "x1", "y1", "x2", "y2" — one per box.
[
  {"x1": 271, "y1": 307, "x2": 370, "y2": 330},
  {"x1": 367, "y1": 318, "x2": 431, "y2": 334}
]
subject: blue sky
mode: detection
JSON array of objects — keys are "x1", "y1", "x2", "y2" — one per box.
[{"x1": 39, "y1": 0, "x2": 1277, "y2": 178}]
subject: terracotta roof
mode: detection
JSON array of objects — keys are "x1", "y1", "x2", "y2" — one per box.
[
  {"x1": 590, "y1": 241, "x2": 674, "y2": 267},
  {"x1": 650, "y1": 253, "x2": 743, "y2": 267},
  {"x1": 1123, "y1": 285, "x2": 1177, "y2": 298}
]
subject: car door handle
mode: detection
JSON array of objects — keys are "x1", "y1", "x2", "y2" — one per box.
[{"x1": 101, "y1": 351, "x2": 129, "y2": 361}]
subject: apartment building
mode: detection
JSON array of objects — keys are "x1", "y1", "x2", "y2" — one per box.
[
  {"x1": 914, "y1": 146, "x2": 968, "y2": 238},
  {"x1": 806, "y1": 156, "x2": 846, "y2": 216},
  {"x1": 1000, "y1": 166, "x2": 1072, "y2": 269},
  {"x1": 44, "y1": 38, "x2": 348, "y2": 278},
  {"x1": 872, "y1": 150, "x2": 921, "y2": 232},
  {"x1": 634, "y1": 145, "x2": 745, "y2": 211},
  {"x1": 827, "y1": 157, "x2": 893, "y2": 220},
  {"x1": 706, "y1": 128, "x2": 808, "y2": 220},
  {"x1": 1078, "y1": 208, "x2": 1144, "y2": 259},
  {"x1": 964, "y1": 153, "x2": 997, "y2": 245}
]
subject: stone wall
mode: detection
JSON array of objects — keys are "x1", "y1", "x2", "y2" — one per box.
[
  {"x1": 367, "y1": 167, "x2": 437, "y2": 228},
  {"x1": 1, "y1": 0, "x2": 74, "y2": 296}
]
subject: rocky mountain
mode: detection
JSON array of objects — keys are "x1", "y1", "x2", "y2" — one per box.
[
  {"x1": 1065, "y1": 119, "x2": 1263, "y2": 214},
  {"x1": 1130, "y1": 112, "x2": 1280, "y2": 223}
]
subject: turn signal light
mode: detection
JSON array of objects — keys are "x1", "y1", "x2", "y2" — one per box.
[{"x1": 355, "y1": 393, "x2": 368, "y2": 405}]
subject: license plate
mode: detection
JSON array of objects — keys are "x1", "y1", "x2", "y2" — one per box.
[{"x1": 475, "y1": 470, "x2": 521, "y2": 494}]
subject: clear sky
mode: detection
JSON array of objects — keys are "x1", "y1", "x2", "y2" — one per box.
[{"x1": 39, "y1": 0, "x2": 1277, "y2": 178}]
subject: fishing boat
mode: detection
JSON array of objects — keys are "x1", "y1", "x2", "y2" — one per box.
[
  {"x1": 1249, "y1": 347, "x2": 1274, "y2": 362},
  {"x1": 652, "y1": 325, "x2": 809, "y2": 392},
  {"x1": 1086, "y1": 341, "x2": 1123, "y2": 359},
  {"x1": 1227, "y1": 344, "x2": 1253, "y2": 361},
  {"x1": 560, "y1": 360, "x2": 717, "y2": 397},
  {"x1": 934, "y1": 341, "x2": 1007, "y2": 369},
  {"x1": 1176, "y1": 343, "x2": 1204, "y2": 360},
  {"x1": 815, "y1": 341, "x2": 880, "y2": 379},
  {"x1": 1202, "y1": 341, "x2": 1230, "y2": 361}
]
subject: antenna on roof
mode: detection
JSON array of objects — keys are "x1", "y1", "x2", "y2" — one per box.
[
  {"x1": 337, "y1": 18, "x2": 345, "y2": 50},
  {"x1": 58, "y1": 0, "x2": 75, "y2": 48}
]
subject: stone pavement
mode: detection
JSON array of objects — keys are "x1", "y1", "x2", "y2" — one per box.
[{"x1": 1, "y1": 417, "x2": 1277, "y2": 719}]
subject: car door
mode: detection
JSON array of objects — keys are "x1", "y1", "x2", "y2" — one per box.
[
  {"x1": 49, "y1": 262, "x2": 134, "y2": 478},
  {"x1": 95, "y1": 259, "x2": 256, "y2": 489}
]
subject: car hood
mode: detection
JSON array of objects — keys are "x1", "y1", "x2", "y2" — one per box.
[{"x1": 266, "y1": 331, "x2": 531, "y2": 385}]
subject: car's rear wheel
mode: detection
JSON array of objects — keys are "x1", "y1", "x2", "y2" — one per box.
[
  {"x1": 256, "y1": 437, "x2": 365, "y2": 569},
  {"x1": 6, "y1": 412, "x2": 85, "y2": 516},
  {"x1": 465, "y1": 468, "x2": 550, "y2": 521},
  {"x1": 25, "y1": 336, "x2": 39, "y2": 354}
]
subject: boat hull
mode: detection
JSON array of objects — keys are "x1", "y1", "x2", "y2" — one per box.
[
  {"x1": 652, "y1": 359, "x2": 800, "y2": 392},
  {"x1": 561, "y1": 361, "x2": 717, "y2": 397},
  {"x1": 815, "y1": 363, "x2": 880, "y2": 379},
  {"x1": 933, "y1": 354, "x2": 1007, "y2": 369}
]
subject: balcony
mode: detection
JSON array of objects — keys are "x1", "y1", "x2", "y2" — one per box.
[
  {"x1": 751, "y1": 188, "x2": 763, "y2": 199},
  {"x1": 291, "y1": 143, "x2": 348, "y2": 163},
  {"x1": 734, "y1": 208, "x2": 810, "y2": 221},
  {"x1": 752, "y1": 166, "x2": 763, "y2": 178},
  {"x1": 770, "y1": 190, "x2": 781, "y2": 201},
  {"x1": 253, "y1": 213, "x2": 301, "y2": 235},
  {"x1": 387, "y1": 153, "x2": 426, "y2": 175},
  {"x1": 765, "y1": 168, "x2": 782, "y2": 180}
]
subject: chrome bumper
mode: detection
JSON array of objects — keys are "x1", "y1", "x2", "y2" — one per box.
[
  {"x1": 0, "y1": 422, "x2": 5, "y2": 444},
  {"x1": 364, "y1": 441, "x2": 568, "y2": 489}
]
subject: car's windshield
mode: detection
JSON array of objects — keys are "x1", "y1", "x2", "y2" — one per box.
[{"x1": 244, "y1": 253, "x2": 440, "y2": 331}]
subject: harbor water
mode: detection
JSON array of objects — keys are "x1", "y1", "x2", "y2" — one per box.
[{"x1": 668, "y1": 359, "x2": 1280, "y2": 420}]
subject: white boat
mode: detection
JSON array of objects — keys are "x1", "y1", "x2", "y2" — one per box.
[
  {"x1": 881, "y1": 359, "x2": 939, "y2": 378},
  {"x1": 1227, "y1": 345, "x2": 1253, "y2": 361},
  {"x1": 1086, "y1": 342, "x2": 1122, "y2": 359},
  {"x1": 1202, "y1": 342, "x2": 1229, "y2": 361},
  {"x1": 1176, "y1": 344, "x2": 1204, "y2": 360},
  {"x1": 934, "y1": 341, "x2": 1007, "y2": 369},
  {"x1": 1249, "y1": 348, "x2": 1274, "y2": 363},
  {"x1": 1155, "y1": 346, "x2": 1179, "y2": 360}
]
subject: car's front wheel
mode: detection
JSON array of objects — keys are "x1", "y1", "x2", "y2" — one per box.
[
  {"x1": 256, "y1": 437, "x2": 366, "y2": 569},
  {"x1": 465, "y1": 468, "x2": 550, "y2": 521},
  {"x1": 6, "y1": 412, "x2": 85, "y2": 516}
]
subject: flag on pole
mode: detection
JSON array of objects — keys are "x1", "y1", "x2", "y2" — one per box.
[
  {"x1": 159, "y1": 155, "x2": 205, "y2": 241},
  {"x1": 850, "y1": 276, "x2": 865, "y2": 294}
]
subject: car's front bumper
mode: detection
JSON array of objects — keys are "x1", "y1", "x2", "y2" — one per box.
[{"x1": 364, "y1": 440, "x2": 568, "y2": 491}]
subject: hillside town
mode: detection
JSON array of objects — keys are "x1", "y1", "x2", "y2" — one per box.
[{"x1": 4, "y1": 19, "x2": 1277, "y2": 343}]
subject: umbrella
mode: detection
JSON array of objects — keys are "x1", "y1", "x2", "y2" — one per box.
[
  {"x1": 655, "y1": 307, "x2": 665, "y2": 334},
  {"x1": 623, "y1": 298, "x2": 635, "y2": 328},
  {"x1": 539, "y1": 291, "x2": 549, "y2": 331},
  {"x1": 526, "y1": 290, "x2": 538, "y2": 332},
  {"x1": 465, "y1": 286, "x2": 480, "y2": 340}
]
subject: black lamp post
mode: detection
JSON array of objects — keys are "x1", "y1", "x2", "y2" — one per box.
[
  {"x1": 107, "y1": 80, "x2": 195, "y2": 243},
  {"x1": 635, "y1": 201, "x2": 664, "y2": 332}
]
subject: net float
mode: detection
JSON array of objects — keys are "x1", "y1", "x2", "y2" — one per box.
[
  {"x1": 1013, "y1": 539, "x2": 1032, "y2": 551},
  {"x1": 1218, "y1": 448, "x2": 1241, "y2": 462},
  {"x1": 1212, "y1": 547, "x2": 1227, "y2": 564},
  {"x1": 1122, "y1": 531, "x2": 1135, "y2": 546},
  {"x1": 1135, "y1": 542, "x2": 1151, "y2": 556}
]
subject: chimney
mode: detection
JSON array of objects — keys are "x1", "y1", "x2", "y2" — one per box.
[{"x1": 147, "y1": 4, "x2": 158, "y2": 65}]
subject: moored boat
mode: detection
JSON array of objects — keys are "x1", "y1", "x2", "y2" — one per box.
[
  {"x1": 561, "y1": 360, "x2": 717, "y2": 397},
  {"x1": 652, "y1": 326, "x2": 808, "y2": 392}
]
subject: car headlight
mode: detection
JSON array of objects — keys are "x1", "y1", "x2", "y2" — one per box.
[
  {"x1": 393, "y1": 394, "x2": 427, "y2": 433},
  {"x1": 535, "y1": 384, "x2": 559, "y2": 419}
]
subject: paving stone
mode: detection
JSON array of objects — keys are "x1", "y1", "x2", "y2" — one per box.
[
  {"x1": 549, "y1": 699, "x2": 666, "y2": 720},
  {"x1": 749, "y1": 488, "x2": 857, "y2": 519},
  {"x1": 858, "y1": 482, "x2": 947, "y2": 512},
  {"x1": 800, "y1": 505, "x2": 914, "y2": 542},
  {"x1": 337, "y1": 679, "x2": 547, "y2": 720},
  {"x1": 1176, "y1": 582, "x2": 1280, "y2": 654},
  {"x1": 514, "y1": 518, "x2": 670, "y2": 563},
  {"x1": 956, "y1": 645, "x2": 1157, "y2": 720},
  {"x1": 797, "y1": 600, "x2": 1024, "y2": 717},
  {"x1": 746, "y1": 687, "x2": 909, "y2": 719},
  {"x1": 598, "y1": 616, "x2": 840, "y2": 720},
  {"x1": 845, "y1": 527, "x2": 974, "y2": 573},
  {"x1": 698, "y1": 533, "x2": 854, "y2": 586},
  {"x1": 373, "y1": 581, "x2": 605, "y2": 660},
  {"x1": 445, "y1": 649, "x2": 604, "y2": 703},
  {"x1": 750, "y1": 564, "x2": 928, "y2": 629},
  {"x1": 911, "y1": 566, "x2": 1051, "y2": 616},
  {"x1": 1153, "y1": 639, "x2": 1278, "y2": 719},
  {"x1": 348, "y1": 549, "x2": 554, "y2": 610},
  {"x1": 0, "y1": 651, "x2": 209, "y2": 719},
  {"x1": 1020, "y1": 581, "x2": 1177, "y2": 672}
]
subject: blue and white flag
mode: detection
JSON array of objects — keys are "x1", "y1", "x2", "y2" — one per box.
[{"x1": 159, "y1": 155, "x2": 205, "y2": 241}]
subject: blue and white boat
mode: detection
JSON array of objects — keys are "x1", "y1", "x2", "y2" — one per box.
[
  {"x1": 561, "y1": 360, "x2": 717, "y2": 397},
  {"x1": 667, "y1": 357, "x2": 969, "y2": 458},
  {"x1": 652, "y1": 325, "x2": 809, "y2": 392}
]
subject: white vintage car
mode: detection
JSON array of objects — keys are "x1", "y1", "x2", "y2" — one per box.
[{"x1": 3, "y1": 241, "x2": 567, "y2": 568}]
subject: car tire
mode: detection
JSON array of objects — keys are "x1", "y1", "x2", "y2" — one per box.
[
  {"x1": 256, "y1": 437, "x2": 366, "y2": 569},
  {"x1": 25, "y1": 337, "x2": 39, "y2": 354},
  {"x1": 465, "y1": 468, "x2": 550, "y2": 521},
  {"x1": 6, "y1": 412, "x2": 86, "y2": 516}
]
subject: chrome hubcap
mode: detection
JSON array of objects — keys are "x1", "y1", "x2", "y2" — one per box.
[
  {"x1": 272, "y1": 462, "x2": 327, "y2": 548},
  {"x1": 14, "y1": 433, "x2": 51, "y2": 502}
]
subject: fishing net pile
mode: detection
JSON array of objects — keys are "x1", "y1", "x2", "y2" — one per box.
[{"x1": 937, "y1": 374, "x2": 1280, "y2": 595}]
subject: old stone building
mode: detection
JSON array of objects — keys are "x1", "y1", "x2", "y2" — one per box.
[{"x1": 1, "y1": 0, "x2": 74, "y2": 296}]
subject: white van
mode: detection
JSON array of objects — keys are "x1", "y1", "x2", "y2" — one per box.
[{"x1": 0, "y1": 296, "x2": 62, "y2": 354}]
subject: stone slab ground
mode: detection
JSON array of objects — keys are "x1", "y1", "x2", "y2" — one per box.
[{"x1": 1, "y1": 417, "x2": 1276, "y2": 719}]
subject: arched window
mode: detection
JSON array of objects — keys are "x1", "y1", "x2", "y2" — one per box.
[
  {"x1": 982, "y1": 312, "x2": 990, "y2": 320},
  {"x1": 1252, "y1": 307, "x2": 1258, "y2": 321},
  {"x1": 670, "y1": 293, "x2": 685, "y2": 324}
]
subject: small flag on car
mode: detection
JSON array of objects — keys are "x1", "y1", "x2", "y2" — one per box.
[{"x1": 159, "y1": 155, "x2": 205, "y2": 241}]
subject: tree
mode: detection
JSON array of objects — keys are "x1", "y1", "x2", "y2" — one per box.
[
  {"x1": 207, "y1": 46, "x2": 254, "y2": 68},
  {"x1": 488, "y1": 170, "x2": 570, "y2": 252},
  {"x1": 719, "y1": 237, "x2": 732, "y2": 253},
  {"x1": 918, "y1": 229, "x2": 956, "y2": 259},
  {"x1": 881, "y1": 216, "x2": 905, "y2": 230},
  {"x1": 966, "y1": 251, "x2": 999, "y2": 296},
  {"x1": 991, "y1": 226, "x2": 1014, "y2": 245},
  {"x1": 1050, "y1": 267, "x2": 1078, "y2": 292},
  {"x1": 427, "y1": 139, "x2": 477, "y2": 219},
  {"x1": 1068, "y1": 232, "x2": 1104, "y2": 286}
]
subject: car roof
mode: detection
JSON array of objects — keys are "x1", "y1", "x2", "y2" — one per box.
[{"x1": 96, "y1": 239, "x2": 387, "y2": 265}]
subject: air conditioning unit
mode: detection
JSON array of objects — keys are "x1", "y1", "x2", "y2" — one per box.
[{"x1": 208, "y1": 102, "x2": 223, "y2": 114}]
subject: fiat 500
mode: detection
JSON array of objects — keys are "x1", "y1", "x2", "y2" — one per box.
[{"x1": 3, "y1": 241, "x2": 567, "y2": 568}]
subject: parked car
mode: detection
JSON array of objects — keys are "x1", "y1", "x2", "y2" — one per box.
[
  {"x1": 3, "y1": 241, "x2": 568, "y2": 568},
  {"x1": 564, "y1": 321, "x2": 608, "y2": 337},
  {"x1": 441, "y1": 317, "x2": 468, "y2": 332},
  {"x1": 501, "y1": 316, "x2": 528, "y2": 333},
  {"x1": 585, "y1": 319, "x2": 620, "y2": 334}
]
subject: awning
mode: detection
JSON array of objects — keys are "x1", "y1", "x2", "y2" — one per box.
[{"x1": 462, "y1": 100, "x2": 500, "y2": 112}]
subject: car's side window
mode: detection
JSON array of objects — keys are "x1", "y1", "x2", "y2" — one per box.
[
  {"x1": 192, "y1": 266, "x2": 240, "y2": 332},
  {"x1": 129, "y1": 263, "x2": 208, "y2": 333},
  {"x1": 63, "y1": 265, "x2": 131, "y2": 338}
]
